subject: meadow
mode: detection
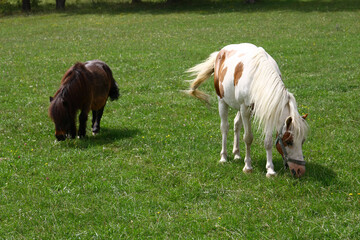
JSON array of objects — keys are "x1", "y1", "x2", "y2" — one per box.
[{"x1": 0, "y1": 0, "x2": 359, "y2": 238}]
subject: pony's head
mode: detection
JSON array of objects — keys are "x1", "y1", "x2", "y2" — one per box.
[
  {"x1": 49, "y1": 96, "x2": 72, "y2": 141},
  {"x1": 276, "y1": 114, "x2": 308, "y2": 178}
]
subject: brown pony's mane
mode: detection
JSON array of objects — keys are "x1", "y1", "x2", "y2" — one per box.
[{"x1": 48, "y1": 62, "x2": 92, "y2": 122}]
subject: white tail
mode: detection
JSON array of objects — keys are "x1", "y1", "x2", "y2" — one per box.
[{"x1": 184, "y1": 51, "x2": 219, "y2": 103}]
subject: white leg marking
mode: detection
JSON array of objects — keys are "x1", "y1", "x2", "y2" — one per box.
[
  {"x1": 233, "y1": 111, "x2": 242, "y2": 160},
  {"x1": 264, "y1": 132, "x2": 276, "y2": 177},
  {"x1": 218, "y1": 99, "x2": 229, "y2": 163},
  {"x1": 240, "y1": 105, "x2": 253, "y2": 173}
]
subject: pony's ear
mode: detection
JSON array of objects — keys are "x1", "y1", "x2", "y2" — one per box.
[
  {"x1": 285, "y1": 116, "x2": 292, "y2": 130},
  {"x1": 302, "y1": 113, "x2": 308, "y2": 120},
  {"x1": 50, "y1": 96, "x2": 54, "y2": 102}
]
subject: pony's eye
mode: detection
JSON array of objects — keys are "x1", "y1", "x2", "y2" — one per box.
[{"x1": 286, "y1": 140, "x2": 293, "y2": 146}]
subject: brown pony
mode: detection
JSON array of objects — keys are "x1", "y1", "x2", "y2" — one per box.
[{"x1": 49, "y1": 60, "x2": 119, "y2": 141}]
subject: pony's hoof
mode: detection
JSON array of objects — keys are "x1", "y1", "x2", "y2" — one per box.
[
  {"x1": 219, "y1": 158, "x2": 227, "y2": 163},
  {"x1": 266, "y1": 171, "x2": 277, "y2": 178},
  {"x1": 243, "y1": 167, "x2": 253, "y2": 173},
  {"x1": 234, "y1": 154, "x2": 241, "y2": 160}
]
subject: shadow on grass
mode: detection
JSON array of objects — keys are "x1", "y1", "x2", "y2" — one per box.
[
  {"x1": 62, "y1": 127, "x2": 140, "y2": 148},
  {"x1": 304, "y1": 161, "x2": 338, "y2": 186},
  {"x1": 64, "y1": 0, "x2": 360, "y2": 16},
  {"x1": 274, "y1": 159, "x2": 338, "y2": 186},
  {"x1": 227, "y1": 154, "x2": 338, "y2": 186},
  {"x1": 96, "y1": 127, "x2": 140, "y2": 140},
  {"x1": 2, "y1": 0, "x2": 360, "y2": 17}
]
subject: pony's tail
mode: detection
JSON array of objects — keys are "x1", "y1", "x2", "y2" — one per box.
[
  {"x1": 184, "y1": 51, "x2": 219, "y2": 104},
  {"x1": 109, "y1": 80, "x2": 120, "y2": 101},
  {"x1": 103, "y1": 64, "x2": 120, "y2": 101}
]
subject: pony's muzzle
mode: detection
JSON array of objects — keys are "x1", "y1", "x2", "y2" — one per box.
[
  {"x1": 288, "y1": 162, "x2": 306, "y2": 178},
  {"x1": 56, "y1": 134, "x2": 66, "y2": 141},
  {"x1": 55, "y1": 130, "x2": 66, "y2": 141}
]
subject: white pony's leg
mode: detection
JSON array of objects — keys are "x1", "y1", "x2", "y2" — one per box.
[
  {"x1": 218, "y1": 99, "x2": 229, "y2": 163},
  {"x1": 240, "y1": 105, "x2": 253, "y2": 173},
  {"x1": 232, "y1": 111, "x2": 242, "y2": 160},
  {"x1": 264, "y1": 132, "x2": 276, "y2": 177}
]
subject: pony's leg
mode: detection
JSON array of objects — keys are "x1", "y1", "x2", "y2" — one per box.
[
  {"x1": 69, "y1": 119, "x2": 77, "y2": 139},
  {"x1": 78, "y1": 110, "x2": 88, "y2": 138},
  {"x1": 240, "y1": 104, "x2": 253, "y2": 173},
  {"x1": 264, "y1": 132, "x2": 276, "y2": 177},
  {"x1": 232, "y1": 111, "x2": 242, "y2": 160},
  {"x1": 92, "y1": 107, "x2": 104, "y2": 135},
  {"x1": 218, "y1": 99, "x2": 229, "y2": 163},
  {"x1": 92, "y1": 110, "x2": 97, "y2": 130}
]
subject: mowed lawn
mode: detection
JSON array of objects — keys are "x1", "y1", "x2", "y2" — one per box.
[{"x1": 0, "y1": 0, "x2": 359, "y2": 238}]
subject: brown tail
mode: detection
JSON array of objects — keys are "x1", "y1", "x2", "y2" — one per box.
[{"x1": 102, "y1": 64, "x2": 119, "y2": 101}]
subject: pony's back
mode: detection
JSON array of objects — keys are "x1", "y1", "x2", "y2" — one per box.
[{"x1": 84, "y1": 60, "x2": 119, "y2": 101}]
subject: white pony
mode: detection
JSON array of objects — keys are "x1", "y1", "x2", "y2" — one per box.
[{"x1": 186, "y1": 43, "x2": 309, "y2": 177}]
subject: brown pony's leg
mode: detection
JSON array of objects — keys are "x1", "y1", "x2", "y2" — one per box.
[
  {"x1": 69, "y1": 119, "x2": 77, "y2": 139},
  {"x1": 92, "y1": 110, "x2": 96, "y2": 131},
  {"x1": 78, "y1": 110, "x2": 89, "y2": 138},
  {"x1": 92, "y1": 107, "x2": 104, "y2": 135}
]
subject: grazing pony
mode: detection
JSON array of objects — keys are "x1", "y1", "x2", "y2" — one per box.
[
  {"x1": 185, "y1": 43, "x2": 309, "y2": 177},
  {"x1": 49, "y1": 60, "x2": 119, "y2": 141}
]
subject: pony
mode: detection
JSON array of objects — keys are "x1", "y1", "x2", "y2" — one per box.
[
  {"x1": 49, "y1": 60, "x2": 119, "y2": 141},
  {"x1": 185, "y1": 43, "x2": 309, "y2": 177}
]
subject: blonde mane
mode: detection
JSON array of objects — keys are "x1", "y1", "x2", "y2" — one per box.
[{"x1": 249, "y1": 48, "x2": 308, "y2": 141}]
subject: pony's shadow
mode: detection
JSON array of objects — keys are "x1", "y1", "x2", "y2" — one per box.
[
  {"x1": 274, "y1": 159, "x2": 338, "y2": 186},
  {"x1": 64, "y1": 127, "x2": 140, "y2": 148},
  {"x1": 304, "y1": 162, "x2": 338, "y2": 186},
  {"x1": 97, "y1": 127, "x2": 140, "y2": 141}
]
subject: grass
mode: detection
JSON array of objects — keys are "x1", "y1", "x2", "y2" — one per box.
[{"x1": 1, "y1": 0, "x2": 360, "y2": 238}]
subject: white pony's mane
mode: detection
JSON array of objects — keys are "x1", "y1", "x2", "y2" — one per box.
[{"x1": 249, "y1": 47, "x2": 308, "y2": 141}]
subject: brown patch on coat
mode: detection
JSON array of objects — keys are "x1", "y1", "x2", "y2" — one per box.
[
  {"x1": 282, "y1": 131, "x2": 293, "y2": 146},
  {"x1": 219, "y1": 67, "x2": 227, "y2": 98},
  {"x1": 214, "y1": 50, "x2": 227, "y2": 98},
  {"x1": 226, "y1": 50, "x2": 237, "y2": 58},
  {"x1": 233, "y1": 62, "x2": 244, "y2": 86},
  {"x1": 275, "y1": 131, "x2": 294, "y2": 157},
  {"x1": 214, "y1": 49, "x2": 239, "y2": 98}
]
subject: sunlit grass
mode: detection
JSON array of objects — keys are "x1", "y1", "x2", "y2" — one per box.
[{"x1": 0, "y1": 0, "x2": 359, "y2": 238}]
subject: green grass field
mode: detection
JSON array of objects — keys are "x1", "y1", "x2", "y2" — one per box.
[{"x1": 1, "y1": 0, "x2": 359, "y2": 238}]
